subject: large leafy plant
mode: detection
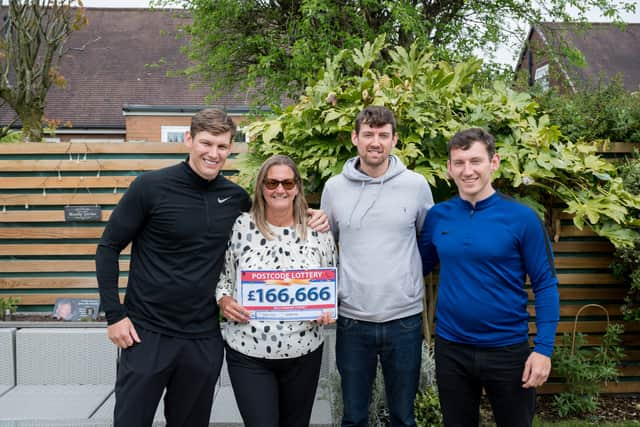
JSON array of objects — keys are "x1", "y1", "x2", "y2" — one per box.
[
  {"x1": 533, "y1": 80, "x2": 640, "y2": 321},
  {"x1": 245, "y1": 36, "x2": 640, "y2": 248}
]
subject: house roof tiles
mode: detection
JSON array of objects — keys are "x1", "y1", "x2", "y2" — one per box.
[
  {"x1": 521, "y1": 22, "x2": 640, "y2": 92},
  {"x1": 0, "y1": 8, "x2": 252, "y2": 129}
]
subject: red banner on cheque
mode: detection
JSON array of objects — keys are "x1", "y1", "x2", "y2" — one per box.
[{"x1": 239, "y1": 268, "x2": 338, "y2": 321}]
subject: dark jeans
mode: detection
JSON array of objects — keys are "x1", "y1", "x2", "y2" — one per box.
[
  {"x1": 435, "y1": 335, "x2": 536, "y2": 427},
  {"x1": 114, "y1": 326, "x2": 223, "y2": 427},
  {"x1": 336, "y1": 314, "x2": 423, "y2": 427},
  {"x1": 225, "y1": 344, "x2": 324, "y2": 427}
]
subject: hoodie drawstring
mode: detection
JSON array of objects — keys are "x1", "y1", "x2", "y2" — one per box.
[
  {"x1": 347, "y1": 181, "x2": 366, "y2": 227},
  {"x1": 357, "y1": 177, "x2": 385, "y2": 228},
  {"x1": 348, "y1": 178, "x2": 385, "y2": 229}
]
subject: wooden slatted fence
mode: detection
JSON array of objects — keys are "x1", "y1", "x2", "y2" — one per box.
[
  {"x1": 536, "y1": 213, "x2": 639, "y2": 393},
  {"x1": 539, "y1": 141, "x2": 638, "y2": 393},
  {"x1": 0, "y1": 140, "x2": 638, "y2": 393},
  {"x1": 0, "y1": 141, "x2": 244, "y2": 308}
]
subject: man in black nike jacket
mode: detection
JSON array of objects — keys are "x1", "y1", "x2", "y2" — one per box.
[{"x1": 96, "y1": 109, "x2": 327, "y2": 426}]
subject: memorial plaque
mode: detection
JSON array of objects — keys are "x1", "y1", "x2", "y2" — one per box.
[
  {"x1": 64, "y1": 205, "x2": 102, "y2": 222},
  {"x1": 53, "y1": 298, "x2": 100, "y2": 321}
]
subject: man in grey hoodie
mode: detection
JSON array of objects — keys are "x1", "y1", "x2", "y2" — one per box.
[{"x1": 321, "y1": 106, "x2": 434, "y2": 427}]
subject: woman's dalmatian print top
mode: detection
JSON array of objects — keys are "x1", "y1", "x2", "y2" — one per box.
[{"x1": 216, "y1": 212, "x2": 337, "y2": 359}]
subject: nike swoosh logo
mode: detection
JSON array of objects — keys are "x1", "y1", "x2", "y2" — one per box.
[{"x1": 217, "y1": 196, "x2": 232, "y2": 203}]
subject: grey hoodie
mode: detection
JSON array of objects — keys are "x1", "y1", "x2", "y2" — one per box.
[{"x1": 321, "y1": 155, "x2": 434, "y2": 322}]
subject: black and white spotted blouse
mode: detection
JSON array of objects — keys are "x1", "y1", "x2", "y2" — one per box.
[{"x1": 216, "y1": 212, "x2": 337, "y2": 359}]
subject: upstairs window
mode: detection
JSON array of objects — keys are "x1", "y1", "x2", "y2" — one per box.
[
  {"x1": 161, "y1": 126, "x2": 189, "y2": 143},
  {"x1": 534, "y1": 64, "x2": 549, "y2": 91}
]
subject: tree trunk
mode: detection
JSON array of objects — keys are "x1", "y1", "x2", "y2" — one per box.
[{"x1": 19, "y1": 108, "x2": 44, "y2": 142}]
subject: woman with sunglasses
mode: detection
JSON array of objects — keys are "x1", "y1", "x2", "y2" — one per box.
[{"x1": 216, "y1": 155, "x2": 337, "y2": 427}]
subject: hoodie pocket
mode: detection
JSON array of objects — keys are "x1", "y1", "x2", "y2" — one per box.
[{"x1": 341, "y1": 271, "x2": 421, "y2": 316}]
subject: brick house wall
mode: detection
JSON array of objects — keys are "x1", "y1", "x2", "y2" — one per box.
[
  {"x1": 515, "y1": 28, "x2": 573, "y2": 93},
  {"x1": 125, "y1": 114, "x2": 249, "y2": 143}
]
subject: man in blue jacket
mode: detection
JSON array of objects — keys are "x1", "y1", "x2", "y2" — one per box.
[{"x1": 418, "y1": 128, "x2": 559, "y2": 426}]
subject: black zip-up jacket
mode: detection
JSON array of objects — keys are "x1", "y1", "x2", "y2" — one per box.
[{"x1": 96, "y1": 161, "x2": 251, "y2": 338}]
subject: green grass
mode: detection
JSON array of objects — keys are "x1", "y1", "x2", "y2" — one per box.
[
  {"x1": 533, "y1": 419, "x2": 640, "y2": 427},
  {"x1": 479, "y1": 418, "x2": 640, "y2": 427}
]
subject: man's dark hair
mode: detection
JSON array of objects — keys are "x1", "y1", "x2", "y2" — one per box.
[
  {"x1": 190, "y1": 108, "x2": 236, "y2": 140},
  {"x1": 354, "y1": 106, "x2": 397, "y2": 135},
  {"x1": 447, "y1": 128, "x2": 496, "y2": 159}
]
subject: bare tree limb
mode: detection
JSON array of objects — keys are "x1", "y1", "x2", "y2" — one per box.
[{"x1": 0, "y1": 0, "x2": 85, "y2": 141}]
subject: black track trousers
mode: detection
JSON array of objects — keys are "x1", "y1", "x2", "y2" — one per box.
[{"x1": 114, "y1": 326, "x2": 224, "y2": 427}]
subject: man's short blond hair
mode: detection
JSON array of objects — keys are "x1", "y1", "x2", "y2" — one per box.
[{"x1": 190, "y1": 109, "x2": 236, "y2": 140}]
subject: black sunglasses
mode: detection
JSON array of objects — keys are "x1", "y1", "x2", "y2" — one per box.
[{"x1": 263, "y1": 178, "x2": 296, "y2": 190}]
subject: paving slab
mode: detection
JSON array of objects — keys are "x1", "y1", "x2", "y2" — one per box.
[
  {"x1": 210, "y1": 385, "x2": 242, "y2": 426},
  {"x1": 90, "y1": 391, "x2": 165, "y2": 422},
  {"x1": 0, "y1": 385, "x2": 13, "y2": 398},
  {"x1": 94, "y1": 388, "x2": 237, "y2": 426},
  {"x1": 310, "y1": 396, "x2": 333, "y2": 427},
  {"x1": 0, "y1": 420, "x2": 111, "y2": 427},
  {"x1": 92, "y1": 384, "x2": 332, "y2": 426},
  {"x1": 0, "y1": 420, "x2": 171, "y2": 427},
  {"x1": 212, "y1": 384, "x2": 332, "y2": 427},
  {"x1": 219, "y1": 357, "x2": 231, "y2": 386},
  {"x1": 0, "y1": 385, "x2": 112, "y2": 420},
  {"x1": 320, "y1": 328, "x2": 337, "y2": 380}
]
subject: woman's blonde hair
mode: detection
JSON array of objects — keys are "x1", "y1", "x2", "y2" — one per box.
[{"x1": 251, "y1": 155, "x2": 308, "y2": 240}]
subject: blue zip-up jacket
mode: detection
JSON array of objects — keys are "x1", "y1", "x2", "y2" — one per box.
[{"x1": 418, "y1": 191, "x2": 559, "y2": 356}]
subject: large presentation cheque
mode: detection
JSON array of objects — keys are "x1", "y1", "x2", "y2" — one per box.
[{"x1": 239, "y1": 268, "x2": 338, "y2": 321}]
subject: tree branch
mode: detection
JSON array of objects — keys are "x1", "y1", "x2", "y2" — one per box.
[{"x1": 0, "y1": 0, "x2": 85, "y2": 141}]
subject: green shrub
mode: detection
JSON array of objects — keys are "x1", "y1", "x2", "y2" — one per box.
[
  {"x1": 621, "y1": 156, "x2": 640, "y2": 194},
  {"x1": 323, "y1": 341, "x2": 437, "y2": 427},
  {"x1": 535, "y1": 78, "x2": 640, "y2": 143},
  {"x1": 612, "y1": 156, "x2": 640, "y2": 320},
  {"x1": 614, "y1": 242, "x2": 640, "y2": 321},
  {"x1": 414, "y1": 386, "x2": 443, "y2": 427},
  {"x1": 0, "y1": 131, "x2": 24, "y2": 143},
  {"x1": 0, "y1": 296, "x2": 20, "y2": 319},
  {"x1": 552, "y1": 322, "x2": 624, "y2": 418},
  {"x1": 415, "y1": 341, "x2": 442, "y2": 426},
  {"x1": 419, "y1": 340, "x2": 437, "y2": 390}
]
